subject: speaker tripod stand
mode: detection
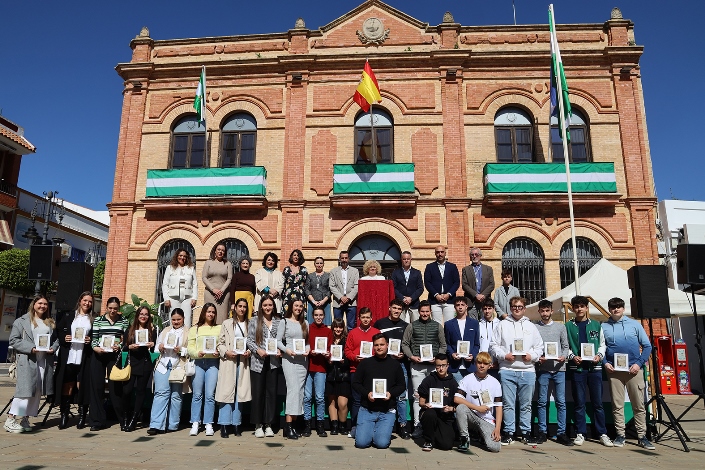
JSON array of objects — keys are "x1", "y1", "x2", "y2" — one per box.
[{"x1": 676, "y1": 284, "x2": 705, "y2": 424}]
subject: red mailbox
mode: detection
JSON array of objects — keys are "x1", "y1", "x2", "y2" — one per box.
[
  {"x1": 656, "y1": 335, "x2": 678, "y2": 394},
  {"x1": 673, "y1": 340, "x2": 692, "y2": 395}
]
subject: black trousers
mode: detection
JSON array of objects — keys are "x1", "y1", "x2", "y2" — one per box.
[
  {"x1": 420, "y1": 409, "x2": 456, "y2": 450},
  {"x1": 112, "y1": 372, "x2": 151, "y2": 420},
  {"x1": 89, "y1": 352, "x2": 121, "y2": 427},
  {"x1": 250, "y1": 358, "x2": 279, "y2": 426}
]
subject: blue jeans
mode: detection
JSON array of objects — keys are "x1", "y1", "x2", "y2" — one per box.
[
  {"x1": 571, "y1": 369, "x2": 607, "y2": 435},
  {"x1": 304, "y1": 371, "x2": 327, "y2": 421},
  {"x1": 217, "y1": 361, "x2": 244, "y2": 426},
  {"x1": 354, "y1": 407, "x2": 396, "y2": 449},
  {"x1": 149, "y1": 362, "x2": 183, "y2": 431},
  {"x1": 452, "y1": 369, "x2": 471, "y2": 384},
  {"x1": 396, "y1": 362, "x2": 408, "y2": 424},
  {"x1": 536, "y1": 370, "x2": 567, "y2": 435},
  {"x1": 499, "y1": 369, "x2": 536, "y2": 435},
  {"x1": 307, "y1": 301, "x2": 331, "y2": 326},
  {"x1": 334, "y1": 305, "x2": 357, "y2": 330},
  {"x1": 191, "y1": 358, "x2": 219, "y2": 424}
]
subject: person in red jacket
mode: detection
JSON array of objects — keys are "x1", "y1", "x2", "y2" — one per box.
[
  {"x1": 303, "y1": 307, "x2": 334, "y2": 437},
  {"x1": 344, "y1": 307, "x2": 380, "y2": 439}
]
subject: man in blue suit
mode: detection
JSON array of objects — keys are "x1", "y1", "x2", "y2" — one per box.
[
  {"x1": 391, "y1": 251, "x2": 424, "y2": 323},
  {"x1": 423, "y1": 245, "x2": 460, "y2": 323},
  {"x1": 444, "y1": 296, "x2": 481, "y2": 382}
]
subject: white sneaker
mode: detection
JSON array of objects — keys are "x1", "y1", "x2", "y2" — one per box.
[
  {"x1": 19, "y1": 417, "x2": 32, "y2": 432},
  {"x1": 255, "y1": 425, "x2": 265, "y2": 438},
  {"x1": 574, "y1": 433, "x2": 585, "y2": 446},
  {"x1": 189, "y1": 422, "x2": 199, "y2": 436},
  {"x1": 264, "y1": 425, "x2": 274, "y2": 437},
  {"x1": 205, "y1": 424, "x2": 214, "y2": 436},
  {"x1": 600, "y1": 434, "x2": 614, "y2": 447},
  {"x1": 4, "y1": 417, "x2": 23, "y2": 434}
]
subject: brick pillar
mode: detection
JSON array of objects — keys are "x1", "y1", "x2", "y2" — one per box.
[
  {"x1": 444, "y1": 202, "x2": 469, "y2": 295},
  {"x1": 441, "y1": 68, "x2": 466, "y2": 197},
  {"x1": 280, "y1": 202, "x2": 304, "y2": 265},
  {"x1": 626, "y1": 199, "x2": 659, "y2": 265}
]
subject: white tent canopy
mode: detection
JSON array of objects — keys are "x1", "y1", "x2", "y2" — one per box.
[{"x1": 525, "y1": 258, "x2": 705, "y2": 321}]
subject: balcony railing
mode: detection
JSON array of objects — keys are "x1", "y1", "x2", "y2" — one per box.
[
  {"x1": 333, "y1": 163, "x2": 415, "y2": 195},
  {"x1": 483, "y1": 162, "x2": 617, "y2": 194},
  {"x1": 145, "y1": 167, "x2": 267, "y2": 198},
  {"x1": 0, "y1": 179, "x2": 18, "y2": 197}
]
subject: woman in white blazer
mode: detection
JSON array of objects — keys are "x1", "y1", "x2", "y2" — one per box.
[
  {"x1": 254, "y1": 252, "x2": 284, "y2": 315},
  {"x1": 163, "y1": 249, "x2": 198, "y2": 327}
]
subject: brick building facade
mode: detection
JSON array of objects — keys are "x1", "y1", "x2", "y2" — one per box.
[{"x1": 105, "y1": 1, "x2": 658, "y2": 315}]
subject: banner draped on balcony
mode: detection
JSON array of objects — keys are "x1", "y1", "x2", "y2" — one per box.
[
  {"x1": 484, "y1": 163, "x2": 616, "y2": 194},
  {"x1": 333, "y1": 163, "x2": 414, "y2": 194},
  {"x1": 146, "y1": 167, "x2": 267, "y2": 197}
]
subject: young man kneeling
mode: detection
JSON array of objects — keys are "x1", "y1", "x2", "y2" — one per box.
[{"x1": 417, "y1": 353, "x2": 459, "y2": 451}]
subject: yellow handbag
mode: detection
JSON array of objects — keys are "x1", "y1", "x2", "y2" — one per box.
[{"x1": 109, "y1": 354, "x2": 131, "y2": 382}]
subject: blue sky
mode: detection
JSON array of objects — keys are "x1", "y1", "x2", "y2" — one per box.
[{"x1": 1, "y1": 0, "x2": 702, "y2": 210}]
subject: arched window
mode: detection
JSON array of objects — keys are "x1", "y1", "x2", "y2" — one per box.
[
  {"x1": 171, "y1": 116, "x2": 206, "y2": 169},
  {"x1": 348, "y1": 234, "x2": 401, "y2": 279},
  {"x1": 221, "y1": 113, "x2": 257, "y2": 167},
  {"x1": 210, "y1": 238, "x2": 250, "y2": 274},
  {"x1": 355, "y1": 109, "x2": 393, "y2": 163},
  {"x1": 154, "y1": 239, "x2": 197, "y2": 305},
  {"x1": 502, "y1": 237, "x2": 546, "y2": 305},
  {"x1": 559, "y1": 237, "x2": 602, "y2": 288},
  {"x1": 551, "y1": 109, "x2": 590, "y2": 162},
  {"x1": 495, "y1": 107, "x2": 534, "y2": 163}
]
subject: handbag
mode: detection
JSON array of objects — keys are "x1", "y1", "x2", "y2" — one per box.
[
  {"x1": 168, "y1": 365, "x2": 186, "y2": 383},
  {"x1": 184, "y1": 359, "x2": 196, "y2": 377},
  {"x1": 109, "y1": 353, "x2": 131, "y2": 381}
]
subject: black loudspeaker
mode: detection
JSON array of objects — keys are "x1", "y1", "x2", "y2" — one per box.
[
  {"x1": 627, "y1": 265, "x2": 671, "y2": 319},
  {"x1": 27, "y1": 244, "x2": 61, "y2": 281},
  {"x1": 55, "y1": 262, "x2": 94, "y2": 311},
  {"x1": 677, "y1": 244, "x2": 705, "y2": 285}
]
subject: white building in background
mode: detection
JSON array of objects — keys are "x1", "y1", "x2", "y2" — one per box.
[{"x1": 658, "y1": 199, "x2": 705, "y2": 289}]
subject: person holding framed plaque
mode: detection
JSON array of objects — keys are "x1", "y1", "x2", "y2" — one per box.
[
  {"x1": 304, "y1": 307, "x2": 333, "y2": 437},
  {"x1": 417, "y1": 354, "x2": 459, "y2": 452},
  {"x1": 5, "y1": 295, "x2": 58, "y2": 434},
  {"x1": 162, "y1": 249, "x2": 198, "y2": 328},
  {"x1": 489, "y1": 296, "x2": 543, "y2": 446},
  {"x1": 325, "y1": 318, "x2": 351, "y2": 435},
  {"x1": 445, "y1": 297, "x2": 481, "y2": 384},
  {"x1": 247, "y1": 295, "x2": 281, "y2": 438},
  {"x1": 187, "y1": 303, "x2": 222, "y2": 436},
  {"x1": 402, "y1": 301, "x2": 447, "y2": 439},
  {"x1": 564, "y1": 296, "x2": 611, "y2": 447},
  {"x1": 602, "y1": 297, "x2": 654, "y2": 450},
  {"x1": 534, "y1": 300, "x2": 571, "y2": 446},
  {"x1": 215, "y1": 298, "x2": 252, "y2": 438},
  {"x1": 352, "y1": 333, "x2": 406, "y2": 449}
]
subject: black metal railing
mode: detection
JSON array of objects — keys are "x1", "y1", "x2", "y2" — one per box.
[{"x1": 0, "y1": 179, "x2": 18, "y2": 197}]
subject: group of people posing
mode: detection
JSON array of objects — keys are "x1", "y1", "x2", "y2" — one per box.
[{"x1": 4, "y1": 244, "x2": 656, "y2": 454}]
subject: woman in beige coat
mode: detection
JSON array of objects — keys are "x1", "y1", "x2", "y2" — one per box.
[
  {"x1": 255, "y1": 252, "x2": 284, "y2": 315},
  {"x1": 215, "y1": 298, "x2": 252, "y2": 438}
]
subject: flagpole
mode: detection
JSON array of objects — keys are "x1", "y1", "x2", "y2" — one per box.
[
  {"x1": 370, "y1": 102, "x2": 377, "y2": 164},
  {"x1": 202, "y1": 66, "x2": 208, "y2": 165}
]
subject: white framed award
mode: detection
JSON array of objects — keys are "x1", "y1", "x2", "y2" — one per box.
[
  {"x1": 512, "y1": 338, "x2": 525, "y2": 355},
  {"x1": 233, "y1": 337, "x2": 247, "y2": 355},
  {"x1": 388, "y1": 339, "x2": 401, "y2": 356},
  {"x1": 580, "y1": 342, "x2": 595, "y2": 360},
  {"x1": 293, "y1": 338, "x2": 306, "y2": 355},
  {"x1": 429, "y1": 388, "x2": 444, "y2": 408},
  {"x1": 478, "y1": 389, "x2": 494, "y2": 407},
  {"x1": 457, "y1": 341, "x2": 471, "y2": 358},
  {"x1": 266, "y1": 338, "x2": 278, "y2": 355},
  {"x1": 544, "y1": 342, "x2": 559, "y2": 359},
  {"x1": 330, "y1": 344, "x2": 343, "y2": 361},
  {"x1": 372, "y1": 378, "x2": 387, "y2": 399},
  {"x1": 203, "y1": 336, "x2": 217, "y2": 354},
  {"x1": 71, "y1": 326, "x2": 86, "y2": 344},
  {"x1": 420, "y1": 344, "x2": 434, "y2": 362},
  {"x1": 314, "y1": 337, "x2": 328, "y2": 354},
  {"x1": 135, "y1": 329, "x2": 149, "y2": 346},
  {"x1": 360, "y1": 341, "x2": 373, "y2": 358},
  {"x1": 35, "y1": 334, "x2": 51, "y2": 351},
  {"x1": 614, "y1": 353, "x2": 629, "y2": 371},
  {"x1": 100, "y1": 335, "x2": 115, "y2": 352},
  {"x1": 164, "y1": 332, "x2": 178, "y2": 349}
]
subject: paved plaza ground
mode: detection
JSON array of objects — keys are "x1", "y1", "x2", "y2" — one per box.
[{"x1": 0, "y1": 373, "x2": 704, "y2": 470}]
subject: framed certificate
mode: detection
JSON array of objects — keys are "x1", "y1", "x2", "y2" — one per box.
[
  {"x1": 478, "y1": 389, "x2": 493, "y2": 407},
  {"x1": 360, "y1": 341, "x2": 373, "y2": 358},
  {"x1": 614, "y1": 353, "x2": 629, "y2": 371},
  {"x1": 581, "y1": 342, "x2": 595, "y2": 360},
  {"x1": 71, "y1": 327, "x2": 86, "y2": 344},
  {"x1": 203, "y1": 336, "x2": 217, "y2": 354},
  {"x1": 429, "y1": 388, "x2": 444, "y2": 408},
  {"x1": 135, "y1": 329, "x2": 149, "y2": 346},
  {"x1": 293, "y1": 338, "x2": 306, "y2": 355},
  {"x1": 419, "y1": 344, "x2": 434, "y2": 362},
  {"x1": 266, "y1": 338, "x2": 278, "y2": 355},
  {"x1": 164, "y1": 332, "x2": 178, "y2": 349},
  {"x1": 233, "y1": 337, "x2": 247, "y2": 354},
  {"x1": 457, "y1": 341, "x2": 471, "y2": 358},
  {"x1": 512, "y1": 338, "x2": 525, "y2": 355},
  {"x1": 330, "y1": 344, "x2": 343, "y2": 361},
  {"x1": 388, "y1": 339, "x2": 401, "y2": 356},
  {"x1": 35, "y1": 334, "x2": 51, "y2": 351},
  {"x1": 372, "y1": 378, "x2": 387, "y2": 399},
  {"x1": 544, "y1": 342, "x2": 559, "y2": 359},
  {"x1": 314, "y1": 337, "x2": 328, "y2": 354},
  {"x1": 100, "y1": 335, "x2": 115, "y2": 352}
]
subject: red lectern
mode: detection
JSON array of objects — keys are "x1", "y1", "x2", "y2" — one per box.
[{"x1": 357, "y1": 280, "x2": 395, "y2": 324}]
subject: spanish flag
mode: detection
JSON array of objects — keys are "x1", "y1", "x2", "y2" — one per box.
[{"x1": 353, "y1": 60, "x2": 382, "y2": 112}]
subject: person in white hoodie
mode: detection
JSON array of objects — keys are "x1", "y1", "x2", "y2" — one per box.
[{"x1": 489, "y1": 296, "x2": 543, "y2": 446}]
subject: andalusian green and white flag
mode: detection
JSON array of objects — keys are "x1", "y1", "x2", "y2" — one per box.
[
  {"x1": 333, "y1": 164, "x2": 415, "y2": 194},
  {"x1": 549, "y1": 5, "x2": 571, "y2": 142},
  {"x1": 146, "y1": 168, "x2": 267, "y2": 197},
  {"x1": 484, "y1": 163, "x2": 617, "y2": 194},
  {"x1": 194, "y1": 66, "x2": 206, "y2": 124}
]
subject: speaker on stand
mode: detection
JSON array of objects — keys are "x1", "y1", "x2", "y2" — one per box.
[{"x1": 55, "y1": 262, "x2": 94, "y2": 311}]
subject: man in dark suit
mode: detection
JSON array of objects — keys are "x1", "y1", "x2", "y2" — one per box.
[
  {"x1": 423, "y1": 245, "x2": 460, "y2": 323},
  {"x1": 391, "y1": 251, "x2": 424, "y2": 323},
  {"x1": 461, "y1": 247, "x2": 495, "y2": 319},
  {"x1": 444, "y1": 296, "x2": 481, "y2": 382}
]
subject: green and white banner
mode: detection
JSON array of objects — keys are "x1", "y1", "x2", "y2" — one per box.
[
  {"x1": 333, "y1": 163, "x2": 415, "y2": 194},
  {"x1": 484, "y1": 163, "x2": 616, "y2": 194},
  {"x1": 146, "y1": 167, "x2": 267, "y2": 197}
]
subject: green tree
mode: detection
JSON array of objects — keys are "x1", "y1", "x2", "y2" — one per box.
[
  {"x1": 0, "y1": 249, "x2": 36, "y2": 298},
  {"x1": 93, "y1": 260, "x2": 105, "y2": 297}
]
